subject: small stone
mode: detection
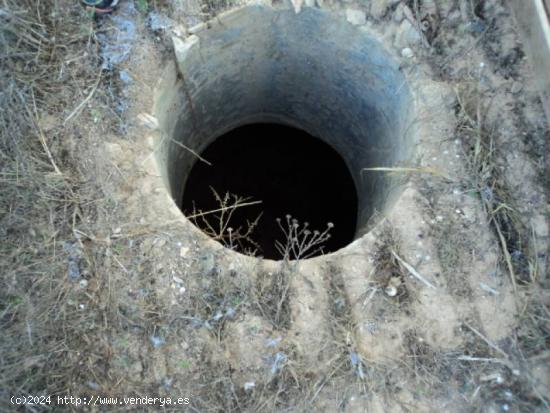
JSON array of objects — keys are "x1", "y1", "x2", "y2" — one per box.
[
  {"x1": 291, "y1": 0, "x2": 303, "y2": 14},
  {"x1": 119, "y1": 70, "x2": 133, "y2": 84},
  {"x1": 401, "y1": 47, "x2": 414, "y2": 58},
  {"x1": 79, "y1": 279, "x2": 88, "y2": 289},
  {"x1": 265, "y1": 336, "x2": 282, "y2": 348},
  {"x1": 173, "y1": 34, "x2": 199, "y2": 63},
  {"x1": 385, "y1": 276, "x2": 401, "y2": 297},
  {"x1": 150, "y1": 335, "x2": 166, "y2": 349},
  {"x1": 305, "y1": 0, "x2": 315, "y2": 7},
  {"x1": 370, "y1": 0, "x2": 388, "y2": 19},
  {"x1": 510, "y1": 81, "x2": 523, "y2": 94},
  {"x1": 385, "y1": 285, "x2": 398, "y2": 297},
  {"x1": 173, "y1": 275, "x2": 184, "y2": 284},
  {"x1": 532, "y1": 214, "x2": 549, "y2": 237},
  {"x1": 87, "y1": 381, "x2": 100, "y2": 391},
  {"x1": 346, "y1": 8, "x2": 366, "y2": 26},
  {"x1": 161, "y1": 377, "x2": 174, "y2": 389},
  {"x1": 179, "y1": 246, "x2": 189, "y2": 257},
  {"x1": 394, "y1": 19, "x2": 422, "y2": 49},
  {"x1": 130, "y1": 361, "x2": 143, "y2": 374},
  {"x1": 393, "y1": 3, "x2": 405, "y2": 22},
  {"x1": 244, "y1": 382, "x2": 255, "y2": 391},
  {"x1": 137, "y1": 113, "x2": 159, "y2": 130},
  {"x1": 149, "y1": 12, "x2": 172, "y2": 32},
  {"x1": 447, "y1": 10, "x2": 461, "y2": 24}
]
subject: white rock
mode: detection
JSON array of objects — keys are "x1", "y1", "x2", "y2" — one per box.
[
  {"x1": 291, "y1": 0, "x2": 303, "y2": 14},
  {"x1": 393, "y1": 3, "x2": 405, "y2": 22},
  {"x1": 172, "y1": 34, "x2": 199, "y2": 64},
  {"x1": 511, "y1": 81, "x2": 523, "y2": 94},
  {"x1": 346, "y1": 8, "x2": 366, "y2": 25},
  {"x1": 305, "y1": 0, "x2": 315, "y2": 7},
  {"x1": 447, "y1": 9, "x2": 461, "y2": 24},
  {"x1": 137, "y1": 113, "x2": 159, "y2": 130},
  {"x1": 401, "y1": 47, "x2": 414, "y2": 58},
  {"x1": 385, "y1": 285, "x2": 397, "y2": 297},
  {"x1": 532, "y1": 214, "x2": 549, "y2": 238},
  {"x1": 373, "y1": 0, "x2": 401, "y2": 18},
  {"x1": 370, "y1": 0, "x2": 387, "y2": 19},
  {"x1": 394, "y1": 19, "x2": 422, "y2": 49}
]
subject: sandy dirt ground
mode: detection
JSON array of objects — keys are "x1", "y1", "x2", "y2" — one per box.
[{"x1": 1, "y1": 0, "x2": 549, "y2": 412}]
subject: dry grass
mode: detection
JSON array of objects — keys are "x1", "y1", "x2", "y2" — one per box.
[
  {"x1": 1, "y1": 1, "x2": 548, "y2": 412},
  {"x1": 0, "y1": 0, "x2": 104, "y2": 409},
  {"x1": 455, "y1": 82, "x2": 550, "y2": 410}
]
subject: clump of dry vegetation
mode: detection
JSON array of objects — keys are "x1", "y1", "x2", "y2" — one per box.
[
  {"x1": 188, "y1": 188, "x2": 263, "y2": 255},
  {"x1": 0, "y1": 0, "x2": 103, "y2": 408},
  {"x1": 454, "y1": 82, "x2": 550, "y2": 410}
]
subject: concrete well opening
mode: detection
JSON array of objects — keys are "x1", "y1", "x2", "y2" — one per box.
[{"x1": 153, "y1": 5, "x2": 415, "y2": 260}]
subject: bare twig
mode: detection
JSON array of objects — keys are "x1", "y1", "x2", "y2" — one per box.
[
  {"x1": 491, "y1": 211, "x2": 518, "y2": 293},
  {"x1": 361, "y1": 166, "x2": 452, "y2": 180},
  {"x1": 166, "y1": 135, "x2": 212, "y2": 166},
  {"x1": 23, "y1": 94, "x2": 62, "y2": 175},
  {"x1": 63, "y1": 69, "x2": 103, "y2": 125},
  {"x1": 464, "y1": 322, "x2": 508, "y2": 358},
  {"x1": 391, "y1": 249, "x2": 437, "y2": 289},
  {"x1": 188, "y1": 188, "x2": 263, "y2": 254},
  {"x1": 186, "y1": 200, "x2": 262, "y2": 219}
]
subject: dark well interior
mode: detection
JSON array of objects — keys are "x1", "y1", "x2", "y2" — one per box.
[{"x1": 181, "y1": 123, "x2": 358, "y2": 259}]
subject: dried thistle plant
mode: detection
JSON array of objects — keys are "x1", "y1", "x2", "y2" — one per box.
[
  {"x1": 189, "y1": 187, "x2": 263, "y2": 255},
  {"x1": 275, "y1": 214, "x2": 334, "y2": 261}
]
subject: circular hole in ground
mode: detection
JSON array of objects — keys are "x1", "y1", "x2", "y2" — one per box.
[
  {"x1": 181, "y1": 123, "x2": 358, "y2": 259},
  {"x1": 153, "y1": 6, "x2": 416, "y2": 261}
]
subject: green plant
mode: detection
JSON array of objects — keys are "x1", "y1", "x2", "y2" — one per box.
[{"x1": 136, "y1": 0, "x2": 148, "y2": 13}]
